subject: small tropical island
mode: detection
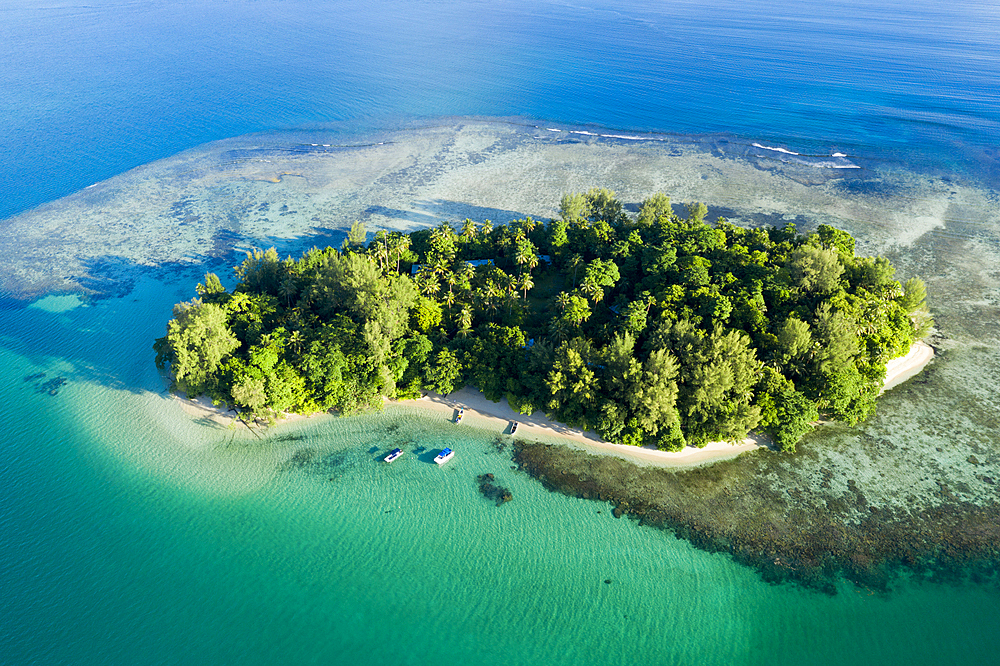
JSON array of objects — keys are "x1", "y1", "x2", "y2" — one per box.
[{"x1": 155, "y1": 189, "x2": 933, "y2": 454}]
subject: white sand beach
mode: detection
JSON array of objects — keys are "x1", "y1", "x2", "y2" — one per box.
[
  {"x1": 395, "y1": 340, "x2": 936, "y2": 468},
  {"x1": 399, "y1": 387, "x2": 768, "y2": 468},
  {"x1": 882, "y1": 340, "x2": 935, "y2": 393},
  {"x1": 177, "y1": 341, "x2": 934, "y2": 468}
]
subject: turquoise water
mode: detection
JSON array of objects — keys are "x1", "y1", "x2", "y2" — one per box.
[
  {"x1": 3, "y1": 272, "x2": 1000, "y2": 663},
  {"x1": 3, "y1": 0, "x2": 1000, "y2": 663}
]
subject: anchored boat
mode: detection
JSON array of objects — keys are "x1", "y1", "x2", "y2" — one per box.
[
  {"x1": 434, "y1": 447, "x2": 455, "y2": 465},
  {"x1": 383, "y1": 448, "x2": 403, "y2": 463}
]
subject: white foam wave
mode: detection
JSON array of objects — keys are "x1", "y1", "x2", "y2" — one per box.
[
  {"x1": 753, "y1": 142, "x2": 799, "y2": 155},
  {"x1": 545, "y1": 128, "x2": 561, "y2": 132},
  {"x1": 832, "y1": 152, "x2": 847, "y2": 157},
  {"x1": 570, "y1": 130, "x2": 598, "y2": 136},
  {"x1": 599, "y1": 133, "x2": 646, "y2": 140}
]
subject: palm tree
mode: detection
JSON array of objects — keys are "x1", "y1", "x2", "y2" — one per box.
[
  {"x1": 514, "y1": 242, "x2": 532, "y2": 274},
  {"x1": 287, "y1": 329, "x2": 304, "y2": 356},
  {"x1": 580, "y1": 276, "x2": 604, "y2": 302},
  {"x1": 505, "y1": 272, "x2": 518, "y2": 317},
  {"x1": 569, "y1": 253, "x2": 584, "y2": 284},
  {"x1": 444, "y1": 289, "x2": 457, "y2": 319},
  {"x1": 425, "y1": 277, "x2": 442, "y2": 298},
  {"x1": 445, "y1": 272, "x2": 458, "y2": 315},
  {"x1": 518, "y1": 272, "x2": 534, "y2": 301},
  {"x1": 371, "y1": 230, "x2": 391, "y2": 273},
  {"x1": 388, "y1": 233, "x2": 410, "y2": 273},
  {"x1": 460, "y1": 218, "x2": 478, "y2": 242},
  {"x1": 483, "y1": 281, "x2": 501, "y2": 323},
  {"x1": 416, "y1": 268, "x2": 440, "y2": 297},
  {"x1": 457, "y1": 306, "x2": 473, "y2": 339},
  {"x1": 524, "y1": 249, "x2": 539, "y2": 274},
  {"x1": 457, "y1": 260, "x2": 476, "y2": 296},
  {"x1": 279, "y1": 276, "x2": 298, "y2": 307},
  {"x1": 431, "y1": 256, "x2": 450, "y2": 279}
]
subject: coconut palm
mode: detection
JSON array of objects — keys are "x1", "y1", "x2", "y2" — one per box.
[
  {"x1": 518, "y1": 272, "x2": 534, "y2": 301},
  {"x1": 580, "y1": 275, "x2": 604, "y2": 302},
  {"x1": 371, "y1": 230, "x2": 391, "y2": 273},
  {"x1": 569, "y1": 253, "x2": 584, "y2": 284},
  {"x1": 460, "y1": 218, "x2": 478, "y2": 242},
  {"x1": 514, "y1": 241, "x2": 532, "y2": 274},
  {"x1": 388, "y1": 233, "x2": 411, "y2": 273},
  {"x1": 457, "y1": 306, "x2": 473, "y2": 339},
  {"x1": 416, "y1": 269, "x2": 440, "y2": 297},
  {"x1": 287, "y1": 329, "x2": 304, "y2": 356},
  {"x1": 279, "y1": 276, "x2": 298, "y2": 307}
]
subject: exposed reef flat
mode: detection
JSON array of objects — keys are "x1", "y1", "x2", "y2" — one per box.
[{"x1": 3, "y1": 120, "x2": 998, "y2": 301}]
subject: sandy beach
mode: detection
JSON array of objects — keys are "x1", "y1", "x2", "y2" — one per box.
[
  {"x1": 398, "y1": 387, "x2": 770, "y2": 468},
  {"x1": 882, "y1": 340, "x2": 935, "y2": 393},
  {"x1": 392, "y1": 339, "x2": 935, "y2": 468},
  {"x1": 177, "y1": 340, "x2": 934, "y2": 468}
]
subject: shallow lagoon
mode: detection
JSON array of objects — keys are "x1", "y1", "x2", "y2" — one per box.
[{"x1": 2, "y1": 121, "x2": 1000, "y2": 663}]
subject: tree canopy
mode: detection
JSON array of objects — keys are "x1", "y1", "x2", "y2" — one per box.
[{"x1": 156, "y1": 192, "x2": 932, "y2": 451}]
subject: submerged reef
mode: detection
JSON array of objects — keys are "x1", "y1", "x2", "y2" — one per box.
[
  {"x1": 477, "y1": 473, "x2": 513, "y2": 506},
  {"x1": 513, "y1": 425, "x2": 1000, "y2": 593}
]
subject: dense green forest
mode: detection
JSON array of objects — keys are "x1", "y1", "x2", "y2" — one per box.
[{"x1": 155, "y1": 189, "x2": 932, "y2": 452}]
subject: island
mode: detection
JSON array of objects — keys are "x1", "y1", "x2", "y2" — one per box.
[{"x1": 155, "y1": 189, "x2": 933, "y2": 454}]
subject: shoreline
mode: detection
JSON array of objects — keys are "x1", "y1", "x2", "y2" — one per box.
[
  {"x1": 394, "y1": 388, "x2": 769, "y2": 468},
  {"x1": 882, "y1": 339, "x2": 935, "y2": 393},
  {"x1": 176, "y1": 340, "x2": 935, "y2": 469}
]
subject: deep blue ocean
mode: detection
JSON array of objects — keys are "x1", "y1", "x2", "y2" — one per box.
[
  {"x1": 2, "y1": 0, "x2": 998, "y2": 222},
  {"x1": 2, "y1": 1, "x2": 1000, "y2": 664}
]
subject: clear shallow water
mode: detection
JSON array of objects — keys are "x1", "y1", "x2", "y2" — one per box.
[
  {"x1": 3, "y1": 0, "x2": 1000, "y2": 663},
  {"x1": 3, "y1": 287, "x2": 1000, "y2": 664}
]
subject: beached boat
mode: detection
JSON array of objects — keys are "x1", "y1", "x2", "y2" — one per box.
[
  {"x1": 383, "y1": 448, "x2": 403, "y2": 463},
  {"x1": 510, "y1": 421, "x2": 518, "y2": 434},
  {"x1": 434, "y1": 447, "x2": 455, "y2": 465},
  {"x1": 455, "y1": 408, "x2": 464, "y2": 424}
]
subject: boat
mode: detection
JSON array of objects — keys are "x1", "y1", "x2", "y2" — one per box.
[
  {"x1": 510, "y1": 421, "x2": 518, "y2": 434},
  {"x1": 455, "y1": 408, "x2": 464, "y2": 424},
  {"x1": 383, "y1": 448, "x2": 403, "y2": 463},
  {"x1": 434, "y1": 447, "x2": 455, "y2": 465}
]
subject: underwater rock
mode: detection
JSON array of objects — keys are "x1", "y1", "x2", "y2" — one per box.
[
  {"x1": 477, "y1": 473, "x2": 513, "y2": 506},
  {"x1": 38, "y1": 377, "x2": 67, "y2": 395}
]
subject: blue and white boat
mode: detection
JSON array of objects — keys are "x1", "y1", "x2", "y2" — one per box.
[
  {"x1": 383, "y1": 448, "x2": 403, "y2": 463},
  {"x1": 454, "y1": 408, "x2": 464, "y2": 424},
  {"x1": 434, "y1": 447, "x2": 455, "y2": 465}
]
